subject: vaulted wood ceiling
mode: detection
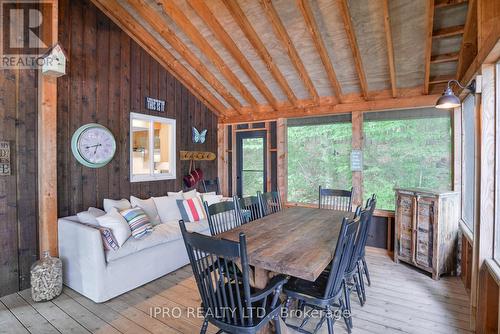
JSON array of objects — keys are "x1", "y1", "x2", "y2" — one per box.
[{"x1": 91, "y1": 0, "x2": 470, "y2": 122}]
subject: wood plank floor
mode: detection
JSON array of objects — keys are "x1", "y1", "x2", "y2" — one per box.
[{"x1": 0, "y1": 248, "x2": 473, "y2": 334}]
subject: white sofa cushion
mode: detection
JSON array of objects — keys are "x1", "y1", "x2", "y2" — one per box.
[
  {"x1": 201, "y1": 193, "x2": 224, "y2": 206},
  {"x1": 96, "y1": 208, "x2": 132, "y2": 247},
  {"x1": 103, "y1": 198, "x2": 131, "y2": 213},
  {"x1": 105, "y1": 220, "x2": 210, "y2": 262},
  {"x1": 77, "y1": 207, "x2": 105, "y2": 226},
  {"x1": 130, "y1": 196, "x2": 161, "y2": 225},
  {"x1": 153, "y1": 196, "x2": 182, "y2": 223},
  {"x1": 167, "y1": 191, "x2": 183, "y2": 198}
]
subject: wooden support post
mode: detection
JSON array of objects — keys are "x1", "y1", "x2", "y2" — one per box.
[
  {"x1": 38, "y1": 76, "x2": 58, "y2": 256},
  {"x1": 472, "y1": 63, "x2": 496, "y2": 332},
  {"x1": 217, "y1": 124, "x2": 229, "y2": 196},
  {"x1": 277, "y1": 118, "x2": 287, "y2": 202},
  {"x1": 38, "y1": 1, "x2": 58, "y2": 256},
  {"x1": 351, "y1": 111, "x2": 363, "y2": 208}
]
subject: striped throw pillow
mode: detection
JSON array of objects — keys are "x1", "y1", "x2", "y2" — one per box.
[
  {"x1": 177, "y1": 197, "x2": 207, "y2": 222},
  {"x1": 98, "y1": 227, "x2": 119, "y2": 251},
  {"x1": 120, "y1": 207, "x2": 153, "y2": 239}
]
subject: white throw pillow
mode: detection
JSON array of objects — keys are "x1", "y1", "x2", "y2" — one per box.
[
  {"x1": 167, "y1": 191, "x2": 184, "y2": 198},
  {"x1": 201, "y1": 194, "x2": 224, "y2": 207},
  {"x1": 76, "y1": 207, "x2": 106, "y2": 226},
  {"x1": 183, "y1": 189, "x2": 200, "y2": 199},
  {"x1": 96, "y1": 208, "x2": 132, "y2": 247},
  {"x1": 153, "y1": 196, "x2": 182, "y2": 223},
  {"x1": 103, "y1": 198, "x2": 131, "y2": 213},
  {"x1": 130, "y1": 196, "x2": 161, "y2": 225}
]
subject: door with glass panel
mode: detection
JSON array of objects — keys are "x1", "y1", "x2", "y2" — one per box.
[{"x1": 236, "y1": 131, "x2": 267, "y2": 197}]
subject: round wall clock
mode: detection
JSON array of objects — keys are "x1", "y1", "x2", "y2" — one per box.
[{"x1": 71, "y1": 123, "x2": 116, "y2": 168}]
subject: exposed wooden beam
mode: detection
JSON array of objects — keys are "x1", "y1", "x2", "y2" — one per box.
[
  {"x1": 433, "y1": 25, "x2": 465, "y2": 39},
  {"x1": 296, "y1": 0, "x2": 343, "y2": 101},
  {"x1": 91, "y1": 0, "x2": 226, "y2": 116},
  {"x1": 222, "y1": 94, "x2": 441, "y2": 123},
  {"x1": 434, "y1": 0, "x2": 468, "y2": 9},
  {"x1": 429, "y1": 74, "x2": 455, "y2": 84},
  {"x1": 456, "y1": 0, "x2": 477, "y2": 81},
  {"x1": 259, "y1": 0, "x2": 319, "y2": 102},
  {"x1": 423, "y1": 0, "x2": 435, "y2": 94},
  {"x1": 431, "y1": 52, "x2": 460, "y2": 63},
  {"x1": 339, "y1": 0, "x2": 369, "y2": 99},
  {"x1": 223, "y1": 1, "x2": 297, "y2": 106},
  {"x1": 127, "y1": 0, "x2": 242, "y2": 114},
  {"x1": 187, "y1": 0, "x2": 278, "y2": 110},
  {"x1": 382, "y1": 0, "x2": 397, "y2": 98},
  {"x1": 157, "y1": 0, "x2": 259, "y2": 109}
]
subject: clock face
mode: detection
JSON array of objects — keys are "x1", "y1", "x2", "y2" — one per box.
[{"x1": 72, "y1": 124, "x2": 116, "y2": 168}]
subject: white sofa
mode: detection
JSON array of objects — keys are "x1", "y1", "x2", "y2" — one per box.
[{"x1": 58, "y1": 211, "x2": 211, "y2": 303}]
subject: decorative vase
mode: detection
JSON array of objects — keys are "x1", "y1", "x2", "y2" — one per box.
[{"x1": 30, "y1": 251, "x2": 63, "y2": 302}]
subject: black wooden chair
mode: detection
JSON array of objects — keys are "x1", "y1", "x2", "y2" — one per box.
[
  {"x1": 202, "y1": 177, "x2": 221, "y2": 195},
  {"x1": 318, "y1": 186, "x2": 353, "y2": 212},
  {"x1": 341, "y1": 208, "x2": 372, "y2": 332},
  {"x1": 204, "y1": 197, "x2": 244, "y2": 236},
  {"x1": 359, "y1": 194, "x2": 377, "y2": 289},
  {"x1": 282, "y1": 216, "x2": 360, "y2": 334},
  {"x1": 257, "y1": 191, "x2": 283, "y2": 216},
  {"x1": 179, "y1": 220, "x2": 288, "y2": 334},
  {"x1": 237, "y1": 196, "x2": 263, "y2": 223}
]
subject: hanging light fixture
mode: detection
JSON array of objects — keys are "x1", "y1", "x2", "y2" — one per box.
[{"x1": 435, "y1": 79, "x2": 476, "y2": 109}]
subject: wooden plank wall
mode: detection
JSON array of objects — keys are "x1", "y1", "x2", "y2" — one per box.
[
  {"x1": 56, "y1": 0, "x2": 218, "y2": 217},
  {"x1": 0, "y1": 67, "x2": 39, "y2": 296}
]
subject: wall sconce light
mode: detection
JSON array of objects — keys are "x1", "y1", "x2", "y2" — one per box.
[{"x1": 435, "y1": 79, "x2": 476, "y2": 109}]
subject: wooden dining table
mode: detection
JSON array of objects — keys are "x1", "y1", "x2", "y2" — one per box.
[{"x1": 216, "y1": 206, "x2": 354, "y2": 333}]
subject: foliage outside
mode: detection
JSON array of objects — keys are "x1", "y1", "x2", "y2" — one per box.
[
  {"x1": 287, "y1": 117, "x2": 452, "y2": 210},
  {"x1": 241, "y1": 137, "x2": 265, "y2": 197}
]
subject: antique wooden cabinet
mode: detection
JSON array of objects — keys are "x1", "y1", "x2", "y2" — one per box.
[{"x1": 394, "y1": 188, "x2": 460, "y2": 280}]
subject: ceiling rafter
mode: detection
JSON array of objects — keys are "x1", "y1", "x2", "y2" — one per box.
[
  {"x1": 431, "y1": 52, "x2": 459, "y2": 63},
  {"x1": 223, "y1": 0, "x2": 298, "y2": 106},
  {"x1": 456, "y1": 0, "x2": 476, "y2": 81},
  {"x1": 423, "y1": 0, "x2": 435, "y2": 95},
  {"x1": 433, "y1": 25, "x2": 465, "y2": 38},
  {"x1": 126, "y1": 0, "x2": 243, "y2": 114},
  {"x1": 187, "y1": 0, "x2": 279, "y2": 110},
  {"x1": 382, "y1": 0, "x2": 397, "y2": 98},
  {"x1": 434, "y1": 0, "x2": 468, "y2": 9},
  {"x1": 296, "y1": 0, "x2": 343, "y2": 102},
  {"x1": 90, "y1": 0, "x2": 226, "y2": 116},
  {"x1": 259, "y1": 0, "x2": 319, "y2": 102},
  {"x1": 157, "y1": 0, "x2": 259, "y2": 109},
  {"x1": 339, "y1": 0, "x2": 369, "y2": 99}
]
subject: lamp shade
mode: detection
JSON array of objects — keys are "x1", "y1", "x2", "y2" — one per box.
[{"x1": 435, "y1": 86, "x2": 461, "y2": 109}]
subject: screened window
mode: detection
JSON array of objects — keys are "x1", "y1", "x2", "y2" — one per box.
[
  {"x1": 287, "y1": 115, "x2": 352, "y2": 204},
  {"x1": 130, "y1": 113, "x2": 176, "y2": 182},
  {"x1": 462, "y1": 95, "x2": 476, "y2": 233},
  {"x1": 363, "y1": 108, "x2": 452, "y2": 210}
]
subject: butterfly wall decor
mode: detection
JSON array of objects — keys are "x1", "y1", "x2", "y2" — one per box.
[{"x1": 192, "y1": 127, "x2": 207, "y2": 144}]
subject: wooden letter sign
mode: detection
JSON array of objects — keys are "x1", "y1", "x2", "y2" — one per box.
[
  {"x1": 145, "y1": 97, "x2": 166, "y2": 112},
  {"x1": 0, "y1": 141, "x2": 11, "y2": 175}
]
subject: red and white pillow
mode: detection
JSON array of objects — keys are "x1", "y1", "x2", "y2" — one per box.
[{"x1": 177, "y1": 197, "x2": 207, "y2": 222}]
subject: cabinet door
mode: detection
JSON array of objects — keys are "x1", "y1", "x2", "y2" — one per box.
[
  {"x1": 415, "y1": 197, "x2": 435, "y2": 269},
  {"x1": 397, "y1": 194, "x2": 414, "y2": 262}
]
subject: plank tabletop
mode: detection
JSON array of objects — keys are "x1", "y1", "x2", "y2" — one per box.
[{"x1": 217, "y1": 206, "x2": 353, "y2": 281}]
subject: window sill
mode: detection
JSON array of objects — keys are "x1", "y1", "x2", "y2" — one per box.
[
  {"x1": 459, "y1": 219, "x2": 474, "y2": 244},
  {"x1": 285, "y1": 201, "x2": 395, "y2": 218},
  {"x1": 485, "y1": 258, "x2": 500, "y2": 287}
]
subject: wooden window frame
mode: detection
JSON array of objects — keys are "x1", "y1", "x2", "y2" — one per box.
[{"x1": 129, "y1": 112, "x2": 176, "y2": 182}]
